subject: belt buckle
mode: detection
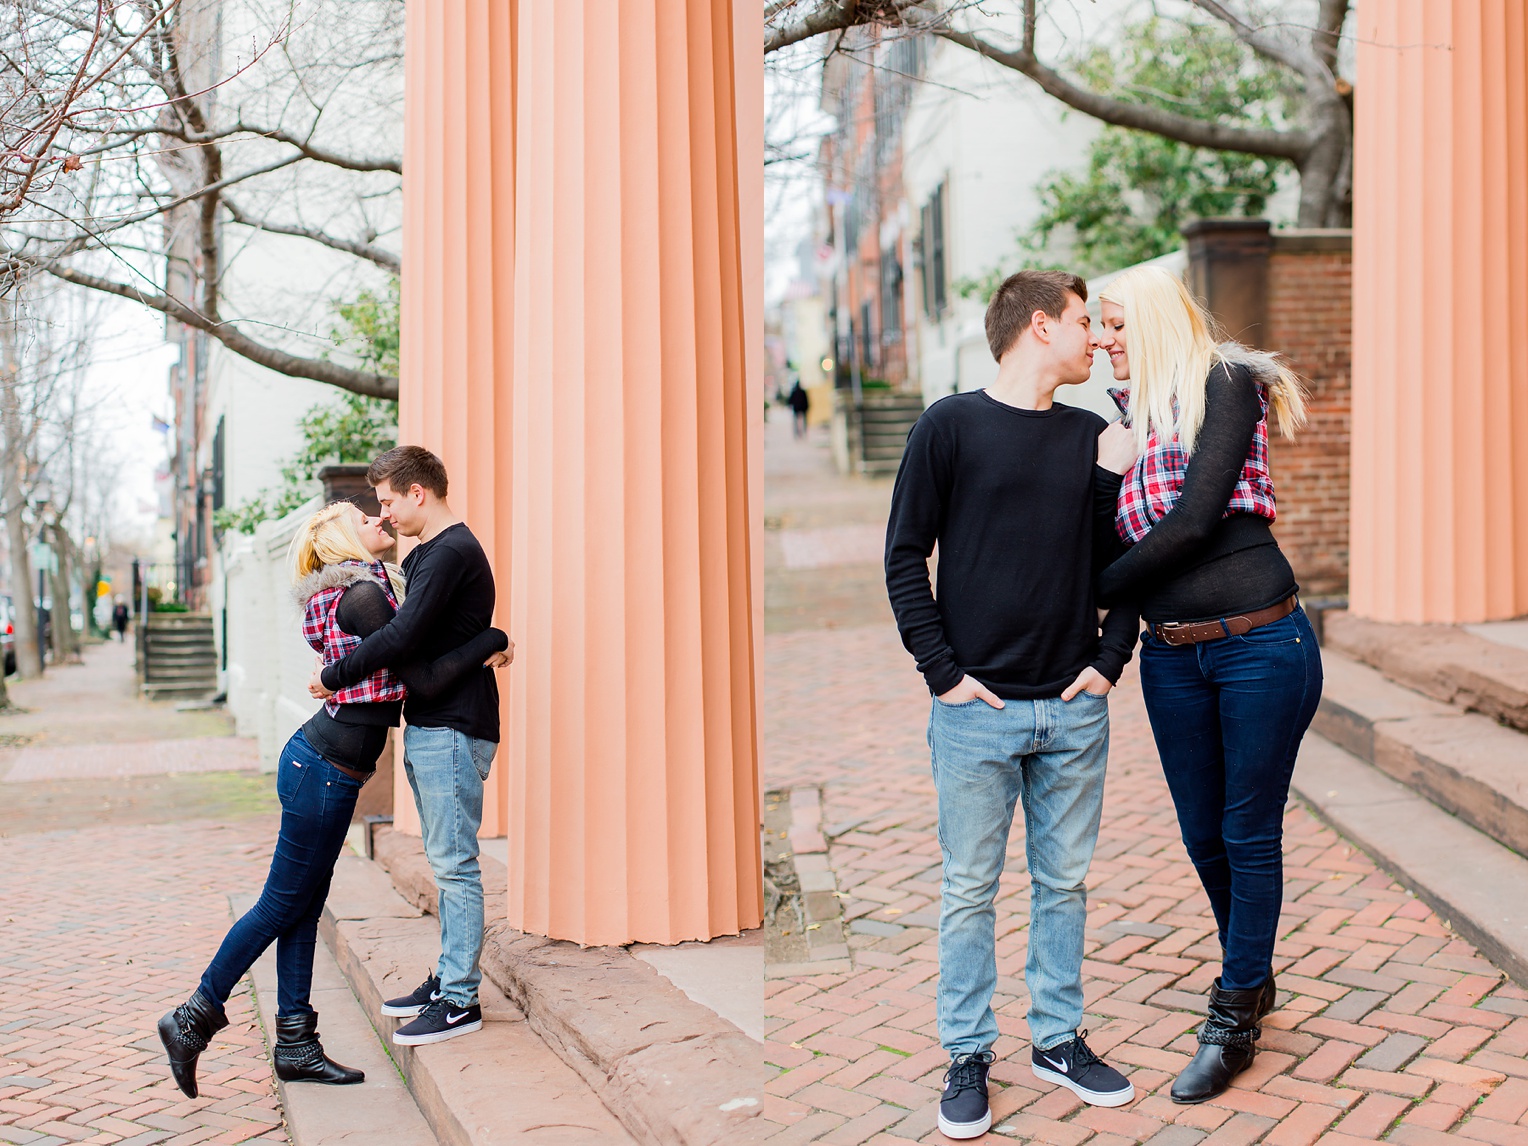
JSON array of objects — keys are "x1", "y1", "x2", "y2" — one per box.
[{"x1": 1157, "y1": 621, "x2": 1191, "y2": 646}]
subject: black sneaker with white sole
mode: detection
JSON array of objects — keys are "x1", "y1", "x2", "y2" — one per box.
[
  {"x1": 380, "y1": 972, "x2": 443, "y2": 1018},
  {"x1": 1031, "y1": 1031, "x2": 1135, "y2": 1106},
  {"x1": 392, "y1": 998, "x2": 482, "y2": 1045},
  {"x1": 938, "y1": 1050, "x2": 995, "y2": 1139}
]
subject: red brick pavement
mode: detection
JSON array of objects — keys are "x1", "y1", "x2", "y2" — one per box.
[
  {"x1": 764, "y1": 594, "x2": 1528, "y2": 1143},
  {"x1": 0, "y1": 818, "x2": 292, "y2": 1146}
]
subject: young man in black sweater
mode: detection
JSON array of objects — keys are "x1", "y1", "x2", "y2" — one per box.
[
  {"x1": 885, "y1": 271, "x2": 1141, "y2": 1136},
  {"x1": 309, "y1": 446, "x2": 512, "y2": 1047}
]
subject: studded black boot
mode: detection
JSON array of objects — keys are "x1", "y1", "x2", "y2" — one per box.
[
  {"x1": 1170, "y1": 978, "x2": 1265, "y2": 1104},
  {"x1": 157, "y1": 989, "x2": 229, "y2": 1098},
  {"x1": 272, "y1": 1012, "x2": 365, "y2": 1085}
]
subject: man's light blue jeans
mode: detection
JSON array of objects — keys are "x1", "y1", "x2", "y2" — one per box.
[
  {"x1": 929, "y1": 691, "x2": 1110, "y2": 1056},
  {"x1": 402, "y1": 724, "x2": 497, "y2": 1008}
]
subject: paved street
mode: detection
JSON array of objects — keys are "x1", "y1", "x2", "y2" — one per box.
[
  {"x1": 0, "y1": 641, "x2": 291, "y2": 1146},
  {"x1": 761, "y1": 411, "x2": 1528, "y2": 1145}
]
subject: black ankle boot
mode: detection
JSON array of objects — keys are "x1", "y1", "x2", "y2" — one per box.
[
  {"x1": 1171, "y1": 978, "x2": 1265, "y2": 1104},
  {"x1": 273, "y1": 1012, "x2": 365, "y2": 1085},
  {"x1": 158, "y1": 989, "x2": 229, "y2": 1099},
  {"x1": 1257, "y1": 975, "x2": 1277, "y2": 1021}
]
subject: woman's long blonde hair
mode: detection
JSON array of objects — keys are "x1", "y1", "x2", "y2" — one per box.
[
  {"x1": 289, "y1": 501, "x2": 406, "y2": 602},
  {"x1": 1099, "y1": 265, "x2": 1307, "y2": 456}
]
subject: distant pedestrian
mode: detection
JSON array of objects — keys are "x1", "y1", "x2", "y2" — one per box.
[
  {"x1": 885, "y1": 270, "x2": 1140, "y2": 1138},
  {"x1": 157, "y1": 501, "x2": 510, "y2": 1099},
  {"x1": 111, "y1": 597, "x2": 130, "y2": 641},
  {"x1": 1095, "y1": 265, "x2": 1320, "y2": 1105},
  {"x1": 787, "y1": 379, "x2": 810, "y2": 438}
]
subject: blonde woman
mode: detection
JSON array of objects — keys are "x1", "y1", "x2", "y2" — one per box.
[
  {"x1": 157, "y1": 502, "x2": 509, "y2": 1100},
  {"x1": 1094, "y1": 266, "x2": 1322, "y2": 1105}
]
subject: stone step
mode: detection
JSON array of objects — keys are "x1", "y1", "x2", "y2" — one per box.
[
  {"x1": 1315, "y1": 647, "x2": 1528, "y2": 857},
  {"x1": 368, "y1": 828, "x2": 766, "y2": 1145},
  {"x1": 1291, "y1": 733, "x2": 1528, "y2": 988},
  {"x1": 1323, "y1": 609, "x2": 1528, "y2": 733},
  {"x1": 233, "y1": 893, "x2": 439, "y2": 1146},
  {"x1": 319, "y1": 853, "x2": 641, "y2": 1146}
]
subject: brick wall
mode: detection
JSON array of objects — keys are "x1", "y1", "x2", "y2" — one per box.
[{"x1": 1262, "y1": 233, "x2": 1352, "y2": 598}]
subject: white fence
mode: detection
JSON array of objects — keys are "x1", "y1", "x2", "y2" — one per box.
[{"x1": 216, "y1": 497, "x2": 325, "y2": 769}]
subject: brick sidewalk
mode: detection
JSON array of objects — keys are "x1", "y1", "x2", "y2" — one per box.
[
  {"x1": 0, "y1": 642, "x2": 291, "y2": 1146},
  {"x1": 761, "y1": 420, "x2": 1528, "y2": 1145},
  {"x1": 0, "y1": 819, "x2": 291, "y2": 1146}
]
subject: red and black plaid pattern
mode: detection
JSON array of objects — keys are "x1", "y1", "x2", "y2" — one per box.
[
  {"x1": 1112, "y1": 381, "x2": 1277, "y2": 544},
  {"x1": 300, "y1": 560, "x2": 405, "y2": 716}
]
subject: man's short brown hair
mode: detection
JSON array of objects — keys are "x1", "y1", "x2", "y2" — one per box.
[
  {"x1": 985, "y1": 270, "x2": 1088, "y2": 362},
  {"x1": 367, "y1": 445, "x2": 449, "y2": 498}
]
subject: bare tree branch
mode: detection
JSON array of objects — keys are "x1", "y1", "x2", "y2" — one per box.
[
  {"x1": 222, "y1": 197, "x2": 399, "y2": 272},
  {"x1": 1187, "y1": 0, "x2": 1323, "y2": 81},
  {"x1": 935, "y1": 21, "x2": 1311, "y2": 161},
  {"x1": 231, "y1": 122, "x2": 402, "y2": 174},
  {"x1": 39, "y1": 261, "x2": 397, "y2": 399}
]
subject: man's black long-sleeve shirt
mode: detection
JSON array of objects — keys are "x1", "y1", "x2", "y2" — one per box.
[
  {"x1": 885, "y1": 391, "x2": 1138, "y2": 699},
  {"x1": 321, "y1": 523, "x2": 501, "y2": 742}
]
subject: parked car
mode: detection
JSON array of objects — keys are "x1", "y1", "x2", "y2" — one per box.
[{"x1": 1, "y1": 596, "x2": 15, "y2": 676}]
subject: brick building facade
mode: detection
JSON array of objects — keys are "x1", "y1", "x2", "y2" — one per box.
[{"x1": 1184, "y1": 220, "x2": 1353, "y2": 600}]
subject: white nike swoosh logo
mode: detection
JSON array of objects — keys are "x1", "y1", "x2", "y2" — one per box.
[
  {"x1": 1043, "y1": 1055, "x2": 1068, "y2": 1071},
  {"x1": 445, "y1": 1010, "x2": 473, "y2": 1025},
  {"x1": 430, "y1": 992, "x2": 443, "y2": 1001}
]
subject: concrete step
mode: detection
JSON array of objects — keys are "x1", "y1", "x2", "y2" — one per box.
[
  {"x1": 319, "y1": 853, "x2": 641, "y2": 1146},
  {"x1": 140, "y1": 681, "x2": 218, "y2": 700},
  {"x1": 1324, "y1": 609, "x2": 1528, "y2": 733},
  {"x1": 1291, "y1": 733, "x2": 1528, "y2": 988},
  {"x1": 1315, "y1": 647, "x2": 1528, "y2": 856},
  {"x1": 233, "y1": 893, "x2": 439, "y2": 1146}
]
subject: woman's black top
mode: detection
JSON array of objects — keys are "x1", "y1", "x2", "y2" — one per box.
[
  {"x1": 301, "y1": 581, "x2": 508, "y2": 772},
  {"x1": 1097, "y1": 363, "x2": 1298, "y2": 624}
]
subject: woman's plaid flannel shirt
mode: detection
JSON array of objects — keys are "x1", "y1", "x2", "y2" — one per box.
[
  {"x1": 1109, "y1": 373, "x2": 1277, "y2": 545},
  {"x1": 301, "y1": 560, "x2": 406, "y2": 717}
]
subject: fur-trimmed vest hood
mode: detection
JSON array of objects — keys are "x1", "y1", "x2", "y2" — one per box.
[
  {"x1": 292, "y1": 560, "x2": 389, "y2": 607},
  {"x1": 1215, "y1": 341, "x2": 1285, "y2": 389}
]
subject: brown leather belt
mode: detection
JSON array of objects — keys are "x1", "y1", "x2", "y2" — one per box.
[
  {"x1": 1151, "y1": 595, "x2": 1298, "y2": 647},
  {"x1": 329, "y1": 760, "x2": 373, "y2": 784}
]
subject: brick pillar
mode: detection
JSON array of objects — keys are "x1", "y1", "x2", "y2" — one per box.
[
  {"x1": 1263, "y1": 232, "x2": 1352, "y2": 600},
  {"x1": 1182, "y1": 218, "x2": 1273, "y2": 346}
]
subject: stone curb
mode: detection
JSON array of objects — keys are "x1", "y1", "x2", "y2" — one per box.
[
  {"x1": 369, "y1": 827, "x2": 767, "y2": 1146},
  {"x1": 1292, "y1": 733, "x2": 1528, "y2": 989},
  {"x1": 1314, "y1": 647, "x2": 1528, "y2": 856}
]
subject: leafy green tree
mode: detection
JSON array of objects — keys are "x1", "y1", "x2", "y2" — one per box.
[
  {"x1": 956, "y1": 17, "x2": 1294, "y2": 298},
  {"x1": 328, "y1": 278, "x2": 401, "y2": 379},
  {"x1": 214, "y1": 394, "x2": 398, "y2": 535}
]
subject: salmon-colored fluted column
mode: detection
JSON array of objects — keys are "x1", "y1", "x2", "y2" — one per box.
[
  {"x1": 506, "y1": 0, "x2": 762, "y2": 946},
  {"x1": 397, "y1": 0, "x2": 515, "y2": 837},
  {"x1": 403, "y1": 0, "x2": 763, "y2": 945},
  {"x1": 1351, "y1": 1, "x2": 1528, "y2": 622}
]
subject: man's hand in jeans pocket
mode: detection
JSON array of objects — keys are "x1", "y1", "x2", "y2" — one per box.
[
  {"x1": 937, "y1": 675, "x2": 1005, "y2": 709},
  {"x1": 1061, "y1": 666, "x2": 1113, "y2": 701}
]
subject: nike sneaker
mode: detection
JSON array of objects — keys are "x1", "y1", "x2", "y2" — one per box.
[
  {"x1": 938, "y1": 1050, "x2": 995, "y2": 1139},
  {"x1": 380, "y1": 971, "x2": 443, "y2": 1018},
  {"x1": 1031, "y1": 1031, "x2": 1135, "y2": 1106},
  {"x1": 392, "y1": 998, "x2": 483, "y2": 1045}
]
